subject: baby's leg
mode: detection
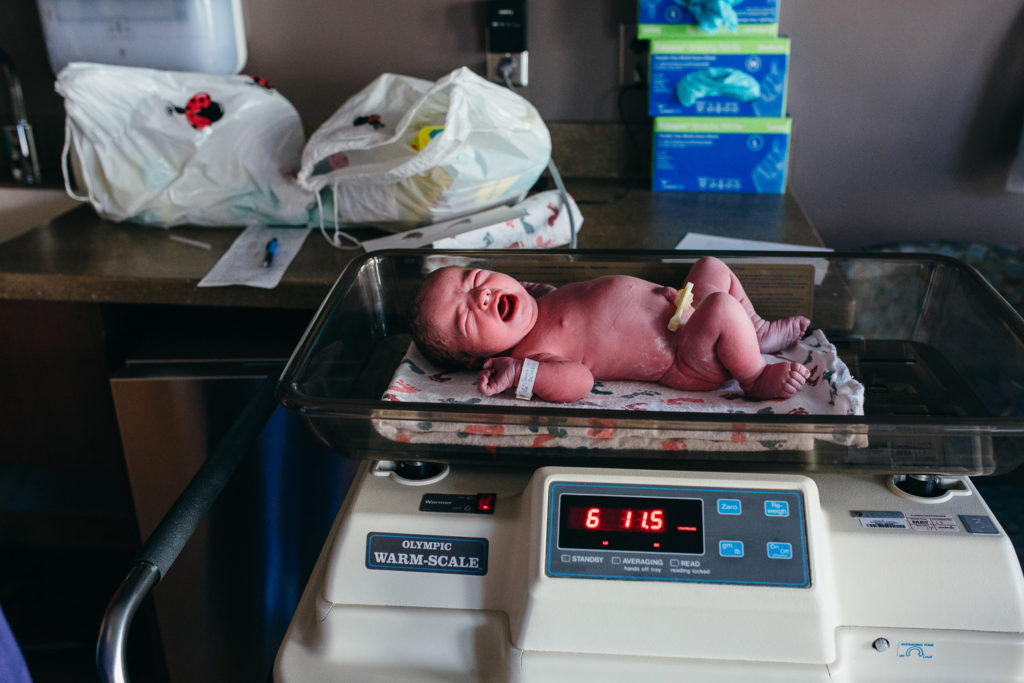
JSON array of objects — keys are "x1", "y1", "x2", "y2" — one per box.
[
  {"x1": 662, "y1": 292, "x2": 809, "y2": 399},
  {"x1": 687, "y1": 256, "x2": 809, "y2": 353}
]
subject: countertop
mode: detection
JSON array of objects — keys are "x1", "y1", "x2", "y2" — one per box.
[{"x1": 0, "y1": 180, "x2": 821, "y2": 310}]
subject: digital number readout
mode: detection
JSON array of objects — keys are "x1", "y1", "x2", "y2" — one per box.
[
  {"x1": 558, "y1": 494, "x2": 704, "y2": 553},
  {"x1": 567, "y1": 505, "x2": 666, "y2": 532}
]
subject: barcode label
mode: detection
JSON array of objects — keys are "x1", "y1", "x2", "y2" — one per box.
[
  {"x1": 851, "y1": 510, "x2": 909, "y2": 530},
  {"x1": 858, "y1": 518, "x2": 909, "y2": 529}
]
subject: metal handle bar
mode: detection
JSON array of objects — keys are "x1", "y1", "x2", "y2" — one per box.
[{"x1": 97, "y1": 373, "x2": 281, "y2": 683}]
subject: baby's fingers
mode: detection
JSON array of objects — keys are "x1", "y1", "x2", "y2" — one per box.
[
  {"x1": 477, "y1": 369, "x2": 495, "y2": 394},
  {"x1": 477, "y1": 368, "x2": 504, "y2": 395}
]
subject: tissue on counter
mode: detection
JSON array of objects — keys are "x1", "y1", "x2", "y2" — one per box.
[
  {"x1": 652, "y1": 116, "x2": 791, "y2": 194},
  {"x1": 649, "y1": 38, "x2": 789, "y2": 117}
]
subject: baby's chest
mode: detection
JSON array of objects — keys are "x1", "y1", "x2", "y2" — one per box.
[{"x1": 533, "y1": 304, "x2": 673, "y2": 361}]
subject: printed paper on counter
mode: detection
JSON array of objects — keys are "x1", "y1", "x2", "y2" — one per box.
[
  {"x1": 675, "y1": 232, "x2": 832, "y2": 285},
  {"x1": 198, "y1": 224, "x2": 310, "y2": 289}
]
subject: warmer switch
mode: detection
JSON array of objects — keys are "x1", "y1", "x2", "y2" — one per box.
[
  {"x1": 420, "y1": 493, "x2": 496, "y2": 514},
  {"x1": 476, "y1": 493, "x2": 496, "y2": 513}
]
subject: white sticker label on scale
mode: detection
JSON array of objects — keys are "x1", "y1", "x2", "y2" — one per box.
[
  {"x1": 850, "y1": 510, "x2": 909, "y2": 529},
  {"x1": 907, "y1": 514, "x2": 958, "y2": 532}
]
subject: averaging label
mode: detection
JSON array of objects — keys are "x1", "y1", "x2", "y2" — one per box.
[
  {"x1": 907, "y1": 514, "x2": 958, "y2": 532},
  {"x1": 366, "y1": 533, "x2": 487, "y2": 575}
]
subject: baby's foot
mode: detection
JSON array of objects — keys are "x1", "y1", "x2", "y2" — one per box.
[
  {"x1": 741, "y1": 362, "x2": 810, "y2": 400},
  {"x1": 754, "y1": 316, "x2": 810, "y2": 353}
]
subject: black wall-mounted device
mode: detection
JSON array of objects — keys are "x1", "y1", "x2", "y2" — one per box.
[{"x1": 485, "y1": 0, "x2": 528, "y2": 87}]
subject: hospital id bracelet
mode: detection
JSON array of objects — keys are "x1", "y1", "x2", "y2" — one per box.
[{"x1": 516, "y1": 358, "x2": 540, "y2": 400}]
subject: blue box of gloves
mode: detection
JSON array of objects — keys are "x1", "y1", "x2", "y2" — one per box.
[
  {"x1": 638, "y1": 0, "x2": 779, "y2": 38},
  {"x1": 652, "y1": 116, "x2": 791, "y2": 194},
  {"x1": 648, "y1": 38, "x2": 789, "y2": 117}
]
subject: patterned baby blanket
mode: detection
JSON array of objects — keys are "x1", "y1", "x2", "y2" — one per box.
[{"x1": 376, "y1": 329, "x2": 865, "y2": 452}]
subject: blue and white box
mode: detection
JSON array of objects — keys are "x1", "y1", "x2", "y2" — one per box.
[
  {"x1": 649, "y1": 38, "x2": 789, "y2": 117},
  {"x1": 638, "y1": 0, "x2": 779, "y2": 39},
  {"x1": 652, "y1": 117, "x2": 791, "y2": 194}
]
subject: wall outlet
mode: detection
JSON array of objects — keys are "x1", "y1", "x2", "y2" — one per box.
[
  {"x1": 486, "y1": 51, "x2": 528, "y2": 87},
  {"x1": 486, "y1": 0, "x2": 528, "y2": 87},
  {"x1": 619, "y1": 23, "x2": 649, "y2": 86}
]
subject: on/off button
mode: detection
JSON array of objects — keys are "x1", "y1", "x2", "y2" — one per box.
[{"x1": 767, "y1": 542, "x2": 793, "y2": 560}]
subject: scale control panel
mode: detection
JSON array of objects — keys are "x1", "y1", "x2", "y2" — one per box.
[{"x1": 546, "y1": 481, "x2": 809, "y2": 587}]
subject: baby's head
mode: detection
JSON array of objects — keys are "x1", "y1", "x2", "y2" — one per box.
[{"x1": 410, "y1": 266, "x2": 538, "y2": 369}]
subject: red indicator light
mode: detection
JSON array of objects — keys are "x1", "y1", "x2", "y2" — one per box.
[
  {"x1": 653, "y1": 542, "x2": 661, "y2": 548},
  {"x1": 602, "y1": 540, "x2": 609, "y2": 546},
  {"x1": 677, "y1": 526, "x2": 698, "y2": 532},
  {"x1": 476, "y1": 494, "x2": 495, "y2": 513}
]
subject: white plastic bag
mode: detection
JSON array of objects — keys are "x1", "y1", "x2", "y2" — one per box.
[
  {"x1": 55, "y1": 62, "x2": 312, "y2": 227},
  {"x1": 298, "y1": 67, "x2": 551, "y2": 228}
]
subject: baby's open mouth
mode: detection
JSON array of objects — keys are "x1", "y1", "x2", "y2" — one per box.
[{"x1": 498, "y1": 294, "x2": 515, "y2": 322}]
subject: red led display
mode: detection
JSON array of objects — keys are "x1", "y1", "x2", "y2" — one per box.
[
  {"x1": 567, "y1": 506, "x2": 666, "y2": 532},
  {"x1": 558, "y1": 494, "x2": 704, "y2": 554}
]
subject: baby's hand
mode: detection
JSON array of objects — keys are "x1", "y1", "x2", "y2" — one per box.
[{"x1": 477, "y1": 357, "x2": 520, "y2": 396}]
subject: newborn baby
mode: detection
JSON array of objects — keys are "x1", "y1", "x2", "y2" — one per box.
[{"x1": 410, "y1": 257, "x2": 810, "y2": 403}]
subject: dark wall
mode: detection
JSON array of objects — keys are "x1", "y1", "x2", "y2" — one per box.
[
  {"x1": 3, "y1": 0, "x2": 1023, "y2": 249},
  {"x1": 239, "y1": 0, "x2": 637, "y2": 128},
  {"x1": 0, "y1": 4, "x2": 64, "y2": 123},
  {"x1": 782, "y1": 1, "x2": 1024, "y2": 249}
]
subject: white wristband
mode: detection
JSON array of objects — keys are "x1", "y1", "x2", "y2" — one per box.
[{"x1": 515, "y1": 358, "x2": 540, "y2": 400}]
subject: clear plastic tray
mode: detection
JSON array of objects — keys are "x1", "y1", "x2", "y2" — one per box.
[{"x1": 278, "y1": 250, "x2": 1024, "y2": 476}]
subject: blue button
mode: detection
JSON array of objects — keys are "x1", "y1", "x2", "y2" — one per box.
[
  {"x1": 767, "y1": 542, "x2": 793, "y2": 559},
  {"x1": 764, "y1": 500, "x2": 790, "y2": 517},
  {"x1": 718, "y1": 499, "x2": 742, "y2": 515},
  {"x1": 719, "y1": 540, "x2": 744, "y2": 557}
]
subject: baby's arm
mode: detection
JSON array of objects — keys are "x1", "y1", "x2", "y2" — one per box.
[{"x1": 476, "y1": 353, "x2": 594, "y2": 403}]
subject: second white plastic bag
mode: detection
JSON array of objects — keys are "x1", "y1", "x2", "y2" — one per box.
[{"x1": 298, "y1": 67, "x2": 552, "y2": 228}]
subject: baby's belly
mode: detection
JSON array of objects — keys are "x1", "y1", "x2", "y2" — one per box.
[
  {"x1": 537, "y1": 280, "x2": 683, "y2": 381},
  {"x1": 593, "y1": 355, "x2": 674, "y2": 383},
  {"x1": 583, "y1": 325, "x2": 677, "y2": 382}
]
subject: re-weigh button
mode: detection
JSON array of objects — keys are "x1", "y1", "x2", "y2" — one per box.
[{"x1": 764, "y1": 500, "x2": 789, "y2": 517}]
